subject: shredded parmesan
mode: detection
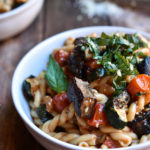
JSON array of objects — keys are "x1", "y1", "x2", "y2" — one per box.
[{"x1": 77, "y1": 0, "x2": 123, "y2": 18}]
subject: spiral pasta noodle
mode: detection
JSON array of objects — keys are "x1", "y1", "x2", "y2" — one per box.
[
  {"x1": 100, "y1": 126, "x2": 135, "y2": 147},
  {"x1": 127, "y1": 95, "x2": 145, "y2": 121},
  {"x1": 49, "y1": 132, "x2": 97, "y2": 146},
  {"x1": 42, "y1": 103, "x2": 75, "y2": 132}
]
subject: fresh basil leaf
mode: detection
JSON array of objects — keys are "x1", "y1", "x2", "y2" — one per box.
[{"x1": 45, "y1": 55, "x2": 68, "y2": 93}]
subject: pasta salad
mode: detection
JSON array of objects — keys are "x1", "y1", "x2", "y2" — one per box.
[{"x1": 22, "y1": 32, "x2": 150, "y2": 148}]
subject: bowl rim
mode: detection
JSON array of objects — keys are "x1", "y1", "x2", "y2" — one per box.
[
  {"x1": 0, "y1": 0, "x2": 38, "y2": 19},
  {"x1": 11, "y1": 26, "x2": 150, "y2": 150}
]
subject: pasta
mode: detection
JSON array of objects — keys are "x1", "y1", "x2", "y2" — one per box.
[
  {"x1": 48, "y1": 132, "x2": 96, "y2": 146},
  {"x1": 127, "y1": 102, "x2": 136, "y2": 122},
  {"x1": 23, "y1": 33, "x2": 150, "y2": 149},
  {"x1": 42, "y1": 103, "x2": 75, "y2": 132},
  {"x1": 127, "y1": 95, "x2": 146, "y2": 122}
]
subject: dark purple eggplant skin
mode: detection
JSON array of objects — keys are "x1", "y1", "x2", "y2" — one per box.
[
  {"x1": 74, "y1": 37, "x2": 86, "y2": 47},
  {"x1": 67, "y1": 50, "x2": 87, "y2": 79},
  {"x1": 128, "y1": 103, "x2": 150, "y2": 137},
  {"x1": 67, "y1": 77, "x2": 96, "y2": 119},
  {"x1": 137, "y1": 57, "x2": 150, "y2": 76},
  {"x1": 22, "y1": 75, "x2": 35, "y2": 100},
  {"x1": 67, "y1": 37, "x2": 88, "y2": 79}
]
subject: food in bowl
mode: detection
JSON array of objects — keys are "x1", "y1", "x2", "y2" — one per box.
[
  {"x1": 22, "y1": 32, "x2": 150, "y2": 149},
  {"x1": 0, "y1": 0, "x2": 28, "y2": 13}
]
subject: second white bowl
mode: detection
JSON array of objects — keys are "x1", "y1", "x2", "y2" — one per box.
[{"x1": 0, "y1": 0, "x2": 44, "y2": 40}]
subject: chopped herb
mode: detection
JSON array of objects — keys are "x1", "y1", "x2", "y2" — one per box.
[
  {"x1": 81, "y1": 33, "x2": 148, "y2": 94},
  {"x1": 45, "y1": 55, "x2": 68, "y2": 93},
  {"x1": 86, "y1": 37, "x2": 100, "y2": 57}
]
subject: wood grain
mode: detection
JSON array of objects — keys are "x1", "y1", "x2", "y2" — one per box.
[{"x1": 0, "y1": 0, "x2": 150, "y2": 150}]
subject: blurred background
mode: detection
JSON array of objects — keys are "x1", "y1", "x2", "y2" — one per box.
[{"x1": 0, "y1": 0, "x2": 150, "y2": 150}]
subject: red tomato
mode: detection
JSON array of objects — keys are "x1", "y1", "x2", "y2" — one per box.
[
  {"x1": 53, "y1": 92, "x2": 71, "y2": 113},
  {"x1": 53, "y1": 50, "x2": 69, "y2": 66},
  {"x1": 127, "y1": 74, "x2": 150, "y2": 100},
  {"x1": 87, "y1": 59, "x2": 100, "y2": 70},
  {"x1": 87, "y1": 103, "x2": 108, "y2": 127},
  {"x1": 104, "y1": 137, "x2": 119, "y2": 148}
]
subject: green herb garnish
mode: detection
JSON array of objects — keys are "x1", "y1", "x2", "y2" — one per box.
[
  {"x1": 83, "y1": 33, "x2": 148, "y2": 94},
  {"x1": 45, "y1": 55, "x2": 68, "y2": 93}
]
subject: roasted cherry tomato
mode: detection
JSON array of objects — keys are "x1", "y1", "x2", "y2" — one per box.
[
  {"x1": 53, "y1": 50, "x2": 69, "y2": 66},
  {"x1": 127, "y1": 74, "x2": 150, "y2": 100},
  {"x1": 104, "y1": 137, "x2": 119, "y2": 148},
  {"x1": 87, "y1": 59, "x2": 101, "y2": 70},
  {"x1": 87, "y1": 103, "x2": 108, "y2": 127},
  {"x1": 53, "y1": 92, "x2": 71, "y2": 113}
]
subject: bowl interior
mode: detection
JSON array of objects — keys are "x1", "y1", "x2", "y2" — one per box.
[{"x1": 12, "y1": 26, "x2": 150, "y2": 150}]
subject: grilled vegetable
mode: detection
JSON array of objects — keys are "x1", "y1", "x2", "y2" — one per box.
[
  {"x1": 128, "y1": 103, "x2": 150, "y2": 137},
  {"x1": 53, "y1": 92, "x2": 71, "y2": 113},
  {"x1": 22, "y1": 75, "x2": 35, "y2": 100},
  {"x1": 36, "y1": 104, "x2": 53, "y2": 123},
  {"x1": 127, "y1": 74, "x2": 150, "y2": 99},
  {"x1": 67, "y1": 48, "x2": 87, "y2": 79},
  {"x1": 104, "y1": 91, "x2": 130, "y2": 129},
  {"x1": 87, "y1": 68, "x2": 105, "y2": 82},
  {"x1": 87, "y1": 59, "x2": 100, "y2": 70},
  {"x1": 67, "y1": 37, "x2": 88, "y2": 79},
  {"x1": 87, "y1": 103, "x2": 107, "y2": 127},
  {"x1": 74, "y1": 37, "x2": 86, "y2": 48},
  {"x1": 67, "y1": 77, "x2": 96, "y2": 118},
  {"x1": 137, "y1": 57, "x2": 150, "y2": 76},
  {"x1": 53, "y1": 50, "x2": 69, "y2": 66}
]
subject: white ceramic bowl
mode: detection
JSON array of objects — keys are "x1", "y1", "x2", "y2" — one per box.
[
  {"x1": 12, "y1": 26, "x2": 150, "y2": 150},
  {"x1": 0, "y1": 0, "x2": 44, "y2": 40}
]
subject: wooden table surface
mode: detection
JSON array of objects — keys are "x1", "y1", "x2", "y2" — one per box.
[{"x1": 0, "y1": 0, "x2": 150, "y2": 150}]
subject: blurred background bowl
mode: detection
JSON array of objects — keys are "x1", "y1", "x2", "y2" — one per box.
[{"x1": 0, "y1": 0, "x2": 44, "y2": 41}]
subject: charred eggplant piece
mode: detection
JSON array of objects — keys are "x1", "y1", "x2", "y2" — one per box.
[
  {"x1": 87, "y1": 68, "x2": 105, "y2": 82},
  {"x1": 128, "y1": 104, "x2": 150, "y2": 137},
  {"x1": 74, "y1": 37, "x2": 86, "y2": 48},
  {"x1": 36, "y1": 104, "x2": 53, "y2": 123},
  {"x1": 104, "y1": 91, "x2": 130, "y2": 129},
  {"x1": 22, "y1": 75, "x2": 35, "y2": 100},
  {"x1": 67, "y1": 39, "x2": 88, "y2": 79},
  {"x1": 67, "y1": 77, "x2": 96, "y2": 119},
  {"x1": 67, "y1": 50, "x2": 86, "y2": 79},
  {"x1": 137, "y1": 57, "x2": 150, "y2": 76}
]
